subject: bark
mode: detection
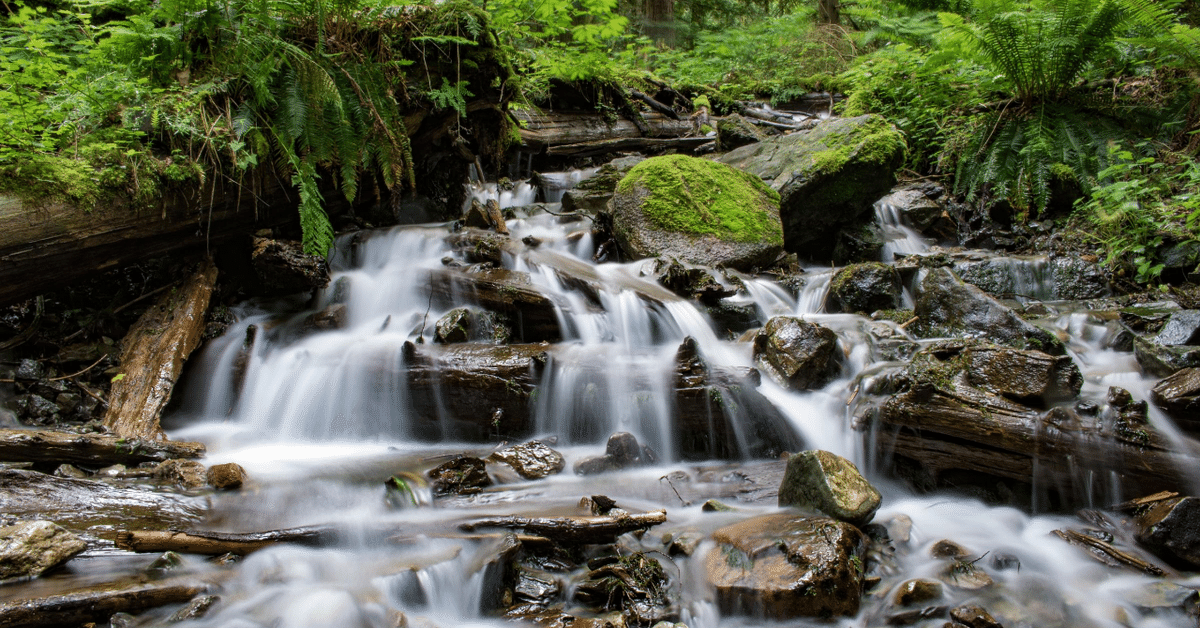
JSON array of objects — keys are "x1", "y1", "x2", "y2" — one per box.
[
  {"x1": 114, "y1": 526, "x2": 336, "y2": 555},
  {"x1": 459, "y1": 510, "x2": 667, "y2": 544},
  {"x1": 0, "y1": 428, "x2": 205, "y2": 467},
  {"x1": 629, "y1": 90, "x2": 680, "y2": 120},
  {"x1": 103, "y1": 259, "x2": 218, "y2": 440},
  {"x1": 643, "y1": 0, "x2": 676, "y2": 45},
  {"x1": 0, "y1": 577, "x2": 215, "y2": 628},
  {"x1": 514, "y1": 110, "x2": 693, "y2": 151},
  {"x1": 546, "y1": 136, "x2": 714, "y2": 158},
  {"x1": 817, "y1": 0, "x2": 840, "y2": 24}
]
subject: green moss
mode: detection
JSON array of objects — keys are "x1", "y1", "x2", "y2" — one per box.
[
  {"x1": 0, "y1": 154, "x2": 102, "y2": 208},
  {"x1": 809, "y1": 116, "x2": 907, "y2": 175},
  {"x1": 616, "y1": 154, "x2": 783, "y2": 245}
]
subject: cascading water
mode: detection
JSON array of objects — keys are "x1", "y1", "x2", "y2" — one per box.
[{"x1": 157, "y1": 175, "x2": 1200, "y2": 628}]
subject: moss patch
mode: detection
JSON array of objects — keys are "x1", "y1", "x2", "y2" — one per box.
[
  {"x1": 810, "y1": 115, "x2": 907, "y2": 175},
  {"x1": 616, "y1": 154, "x2": 782, "y2": 245}
]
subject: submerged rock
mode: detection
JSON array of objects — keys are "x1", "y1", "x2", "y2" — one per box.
[
  {"x1": 0, "y1": 520, "x2": 87, "y2": 580},
  {"x1": 753, "y1": 317, "x2": 843, "y2": 391},
  {"x1": 427, "y1": 456, "x2": 492, "y2": 496},
  {"x1": 488, "y1": 440, "x2": 565, "y2": 480},
  {"x1": 718, "y1": 114, "x2": 905, "y2": 261},
  {"x1": 706, "y1": 514, "x2": 866, "y2": 619},
  {"x1": 914, "y1": 268, "x2": 1062, "y2": 354},
  {"x1": 608, "y1": 154, "x2": 785, "y2": 270},
  {"x1": 778, "y1": 450, "x2": 882, "y2": 526},
  {"x1": 648, "y1": 258, "x2": 736, "y2": 304},
  {"x1": 826, "y1": 262, "x2": 902, "y2": 314},
  {"x1": 207, "y1": 462, "x2": 247, "y2": 490}
]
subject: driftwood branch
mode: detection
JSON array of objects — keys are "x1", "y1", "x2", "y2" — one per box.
[
  {"x1": 115, "y1": 526, "x2": 336, "y2": 555},
  {"x1": 629, "y1": 90, "x2": 680, "y2": 120},
  {"x1": 0, "y1": 577, "x2": 216, "y2": 628},
  {"x1": 0, "y1": 428, "x2": 205, "y2": 466},
  {"x1": 459, "y1": 510, "x2": 667, "y2": 544},
  {"x1": 1052, "y1": 529, "x2": 1169, "y2": 577}
]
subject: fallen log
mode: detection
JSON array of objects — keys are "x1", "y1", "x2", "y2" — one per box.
[
  {"x1": 514, "y1": 110, "x2": 693, "y2": 151},
  {"x1": 0, "y1": 468, "x2": 207, "y2": 531},
  {"x1": 0, "y1": 428, "x2": 205, "y2": 467},
  {"x1": 545, "y1": 136, "x2": 714, "y2": 158},
  {"x1": 0, "y1": 577, "x2": 215, "y2": 628},
  {"x1": 115, "y1": 526, "x2": 336, "y2": 555},
  {"x1": 459, "y1": 510, "x2": 667, "y2": 544},
  {"x1": 629, "y1": 90, "x2": 680, "y2": 120},
  {"x1": 103, "y1": 259, "x2": 218, "y2": 440}
]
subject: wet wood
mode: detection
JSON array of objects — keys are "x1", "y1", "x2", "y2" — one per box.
[
  {"x1": 459, "y1": 510, "x2": 667, "y2": 544},
  {"x1": 0, "y1": 469, "x2": 207, "y2": 531},
  {"x1": 0, "y1": 577, "x2": 214, "y2": 628},
  {"x1": 115, "y1": 526, "x2": 336, "y2": 555},
  {"x1": 1111, "y1": 491, "x2": 1180, "y2": 513},
  {"x1": 545, "y1": 136, "x2": 714, "y2": 158},
  {"x1": 0, "y1": 428, "x2": 205, "y2": 467},
  {"x1": 514, "y1": 110, "x2": 693, "y2": 151},
  {"x1": 629, "y1": 90, "x2": 680, "y2": 119},
  {"x1": 1052, "y1": 529, "x2": 1168, "y2": 576},
  {"x1": 103, "y1": 259, "x2": 218, "y2": 440}
]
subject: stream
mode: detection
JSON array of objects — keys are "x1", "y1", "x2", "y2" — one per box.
[{"x1": 24, "y1": 174, "x2": 1199, "y2": 627}]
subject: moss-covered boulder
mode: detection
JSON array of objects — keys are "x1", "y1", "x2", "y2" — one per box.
[
  {"x1": 827, "y1": 262, "x2": 902, "y2": 314},
  {"x1": 607, "y1": 155, "x2": 784, "y2": 271},
  {"x1": 717, "y1": 114, "x2": 766, "y2": 151},
  {"x1": 778, "y1": 450, "x2": 882, "y2": 526},
  {"x1": 718, "y1": 115, "x2": 905, "y2": 261}
]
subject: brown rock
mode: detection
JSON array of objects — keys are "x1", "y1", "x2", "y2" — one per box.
[
  {"x1": 206, "y1": 463, "x2": 247, "y2": 490},
  {"x1": 155, "y1": 459, "x2": 207, "y2": 489},
  {"x1": 0, "y1": 520, "x2": 87, "y2": 580}
]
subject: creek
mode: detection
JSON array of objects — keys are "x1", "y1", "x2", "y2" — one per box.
[{"x1": 24, "y1": 174, "x2": 1199, "y2": 627}]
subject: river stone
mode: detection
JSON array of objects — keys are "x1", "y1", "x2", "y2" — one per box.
[
  {"x1": 207, "y1": 462, "x2": 247, "y2": 490},
  {"x1": 914, "y1": 267, "x2": 1063, "y2": 355},
  {"x1": 892, "y1": 579, "x2": 943, "y2": 606},
  {"x1": 778, "y1": 450, "x2": 881, "y2": 526},
  {"x1": 753, "y1": 317, "x2": 843, "y2": 391},
  {"x1": 826, "y1": 262, "x2": 902, "y2": 314},
  {"x1": 14, "y1": 359, "x2": 43, "y2": 381},
  {"x1": 717, "y1": 113, "x2": 766, "y2": 151},
  {"x1": 1134, "y1": 336, "x2": 1200, "y2": 377},
  {"x1": 435, "y1": 308, "x2": 473, "y2": 344},
  {"x1": 1121, "y1": 581, "x2": 1199, "y2": 615},
  {"x1": 717, "y1": 114, "x2": 905, "y2": 261},
  {"x1": 832, "y1": 221, "x2": 885, "y2": 265},
  {"x1": 878, "y1": 183, "x2": 955, "y2": 242},
  {"x1": 1154, "y1": 310, "x2": 1200, "y2": 345},
  {"x1": 608, "y1": 154, "x2": 784, "y2": 271},
  {"x1": 562, "y1": 156, "x2": 644, "y2": 215},
  {"x1": 250, "y1": 237, "x2": 329, "y2": 297},
  {"x1": 0, "y1": 520, "x2": 87, "y2": 580},
  {"x1": 950, "y1": 604, "x2": 1004, "y2": 628},
  {"x1": 705, "y1": 513, "x2": 866, "y2": 619},
  {"x1": 1135, "y1": 496, "x2": 1200, "y2": 569},
  {"x1": 427, "y1": 456, "x2": 492, "y2": 496},
  {"x1": 154, "y1": 459, "x2": 207, "y2": 489},
  {"x1": 961, "y1": 345, "x2": 1082, "y2": 406},
  {"x1": 1051, "y1": 255, "x2": 1110, "y2": 299},
  {"x1": 1151, "y1": 368, "x2": 1200, "y2": 431},
  {"x1": 488, "y1": 440, "x2": 565, "y2": 480}
]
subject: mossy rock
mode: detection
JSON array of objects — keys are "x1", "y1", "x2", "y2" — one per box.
[
  {"x1": 827, "y1": 262, "x2": 902, "y2": 314},
  {"x1": 608, "y1": 154, "x2": 784, "y2": 271},
  {"x1": 716, "y1": 114, "x2": 766, "y2": 151},
  {"x1": 717, "y1": 114, "x2": 905, "y2": 262}
]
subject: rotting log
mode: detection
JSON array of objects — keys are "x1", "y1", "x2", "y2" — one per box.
[
  {"x1": 0, "y1": 428, "x2": 204, "y2": 467},
  {"x1": 0, "y1": 577, "x2": 216, "y2": 628},
  {"x1": 115, "y1": 526, "x2": 336, "y2": 555},
  {"x1": 103, "y1": 259, "x2": 218, "y2": 440},
  {"x1": 0, "y1": 170, "x2": 299, "y2": 308},
  {"x1": 459, "y1": 510, "x2": 667, "y2": 544},
  {"x1": 546, "y1": 136, "x2": 714, "y2": 158},
  {"x1": 514, "y1": 110, "x2": 693, "y2": 152}
]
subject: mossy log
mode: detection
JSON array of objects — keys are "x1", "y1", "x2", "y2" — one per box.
[
  {"x1": 0, "y1": 428, "x2": 205, "y2": 467},
  {"x1": 515, "y1": 110, "x2": 694, "y2": 152},
  {"x1": 103, "y1": 259, "x2": 218, "y2": 440},
  {"x1": 114, "y1": 526, "x2": 336, "y2": 555},
  {"x1": 546, "y1": 136, "x2": 714, "y2": 158},
  {"x1": 0, "y1": 577, "x2": 215, "y2": 628},
  {"x1": 459, "y1": 510, "x2": 667, "y2": 544}
]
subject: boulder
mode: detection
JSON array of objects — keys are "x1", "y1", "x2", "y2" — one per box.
[
  {"x1": 488, "y1": 441, "x2": 565, "y2": 480},
  {"x1": 877, "y1": 183, "x2": 955, "y2": 242},
  {"x1": 1134, "y1": 336, "x2": 1200, "y2": 377},
  {"x1": 608, "y1": 154, "x2": 785, "y2": 270},
  {"x1": 826, "y1": 263, "x2": 902, "y2": 314},
  {"x1": 427, "y1": 456, "x2": 492, "y2": 497},
  {"x1": 706, "y1": 514, "x2": 866, "y2": 619},
  {"x1": 206, "y1": 462, "x2": 247, "y2": 490},
  {"x1": 435, "y1": 308, "x2": 473, "y2": 344},
  {"x1": 0, "y1": 520, "x2": 87, "y2": 580},
  {"x1": 1050, "y1": 255, "x2": 1110, "y2": 300},
  {"x1": 777, "y1": 450, "x2": 882, "y2": 526},
  {"x1": 832, "y1": 222, "x2": 884, "y2": 265},
  {"x1": 573, "y1": 432, "x2": 656, "y2": 475},
  {"x1": 752, "y1": 317, "x2": 843, "y2": 391},
  {"x1": 914, "y1": 267, "x2": 1063, "y2": 354},
  {"x1": 960, "y1": 345, "x2": 1082, "y2": 406},
  {"x1": 1135, "y1": 496, "x2": 1200, "y2": 569},
  {"x1": 250, "y1": 237, "x2": 329, "y2": 297},
  {"x1": 561, "y1": 156, "x2": 644, "y2": 215},
  {"x1": 1151, "y1": 368, "x2": 1200, "y2": 431},
  {"x1": 647, "y1": 258, "x2": 736, "y2": 304},
  {"x1": 1154, "y1": 310, "x2": 1200, "y2": 346},
  {"x1": 716, "y1": 114, "x2": 766, "y2": 151},
  {"x1": 718, "y1": 114, "x2": 905, "y2": 261}
]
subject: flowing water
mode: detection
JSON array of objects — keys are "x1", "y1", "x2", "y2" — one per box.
[{"x1": 150, "y1": 174, "x2": 1200, "y2": 628}]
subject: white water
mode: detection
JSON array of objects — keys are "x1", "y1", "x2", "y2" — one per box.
[{"x1": 162, "y1": 193, "x2": 1200, "y2": 628}]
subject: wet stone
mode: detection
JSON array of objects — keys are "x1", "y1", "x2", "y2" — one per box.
[
  {"x1": 930, "y1": 540, "x2": 970, "y2": 559},
  {"x1": 1121, "y1": 581, "x2": 1199, "y2": 615},
  {"x1": 607, "y1": 432, "x2": 641, "y2": 465},
  {"x1": 0, "y1": 520, "x2": 87, "y2": 580},
  {"x1": 14, "y1": 359, "x2": 43, "y2": 381},
  {"x1": 155, "y1": 459, "x2": 207, "y2": 489},
  {"x1": 949, "y1": 604, "x2": 1004, "y2": 628},
  {"x1": 826, "y1": 262, "x2": 903, "y2": 314},
  {"x1": 488, "y1": 440, "x2": 565, "y2": 480},
  {"x1": 1154, "y1": 310, "x2": 1200, "y2": 346},
  {"x1": 1134, "y1": 496, "x2": 1200, "y2": 569},
  {"x1": 893, "y1": 579, "x2": 943, "y2": 607},
  {"x1": 207, "y1": 462, "x2": 248, "y2": 490},
  {"x1": 435, "y1": 308, "x2": 473, "y2": 344},
  {"x1": 1134, "y1": 336, "x2": 1200, "y2": 377},
  {"x1": 54, "y1": 464, "x2": 88, "y2": 479},
  {"x1": 753, "y1": 317, "x2": 844, "y2": 391},
  {"x1": 427, "y1": 456, "x2": 492, "y2": 496},
  {"x1": 170, "y1": 595, "x2": 220, "y2": 622},
  {"x1": 777, "y1": 449, "x2": 882, "y2": 526}
]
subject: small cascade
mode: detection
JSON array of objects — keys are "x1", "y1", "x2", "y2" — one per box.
[
  {"x1": 537, "y1": 167, "x2": 599, "y2": 203},
  {"x1": 954, "y1": 254, "x2": 1057, "y2": 302},
  {"x1": 462, "y1": 179, "x2": 539, "y2": 209},
  {"x1": 875, "y1": 198, "x2": 930, "y2": 261},
  {"x1": 795, "y1": 269, "x2": 833, "y2": 314}
]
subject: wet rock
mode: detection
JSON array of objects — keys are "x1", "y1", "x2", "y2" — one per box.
[
  {"x1": 704, "y1": 300, "x2": 761, "y2": 337},
  {"x1": 752, "y1": 316, "x2": 844, "y2": 391},
  {"x1": 608, "y1": 154, "x2": 784, "y2": 271},
  {"x1": 147, "y1": 550, "x2": 184, "y2": 574},
  {"x1": 1134, "y1": 336, "x2": 1200, "y2": 377},
  {"x1": 250, "y1": 237, "x2": 329, "y2": 297},
  {"x1": 960, "y1": 345, "x2": 1082, "y2": 406},
  {"x1": 562, "y1": 156, "x2": 644, "y2": 215},
  {"x1": 169, "y1": 594, "x2": 220, "y2": 621},
  {"x1": 301, "y1": 303, "x2": 347, "y2": 332},
  {"x1": 892, "y1": 579, "x2": 943, "y2": 606},
  {"x1": 940, "y1": 560, "x2": 994, "y2": 590},
  {"x1": 488, "y1": 440, "x2": 565, "y2": 480},
  {"x1": 435, "y1": 308, "x2": 473, "y2": 344},
  {"x1": 826, "y1": 262, "x2": 902, "y2": 314},
  {"x1": 1155, "y1": 310, "x2": 1200, "y2": 345},
  {"x1": 514, "y1": 568, "x2": 561, "y2": 608},
  {"x1": 718, "y1": 114, "x2": 905, "y2": 261},
  {"x1": 1120, "y1": 302, "x2": 1179, "y2": 332},
  {"x1": 206, "y1": 462, "x2": 247, "y2": 490},
  {"x1": 914, "y1": 268, "x2": 1062, "y2": 354},
  {"x1": 14, "y1": 359, "x2": 43, "y2": 381},
  {"x1": 930, "y1": 539, "x2": 970, "y2": 559},
  {"x1": 154, "y1": 459, "x2": 207, "y2": 489},
  {"x1": 575, "y1": 552, "x2": 677, "y2": 625},
  {"x1": 832, "y1": 221, "x2": 884, "y2": 265},
  {"x1": 950, "y1": 604, "x2": 1004, "y2": 628},
  {"x1": 464, "y1": 199, "x2": 497, "y2": 230},
  {"x1": 23, "y1": 394, "x2": 60, "y2": 424},
  {"x1": 649, "y1": 258, "x2": 736, "y2": 304},
  {"x1": 777, "y1": 449, "x2": 882, "y2": 526},
  {"x1": 878, "y1": 183, "x2": 955, "y2": 242},
  {"x1": 573, "y1": 432, "x2": 652, "y2": 475},
  {"x1": 706, "y1": 513, "x2": 866, "y2": 619},
  {"x1": 1134, "y1": 496, "x2": 1200, "y2": 569},
  {"x1": 0, "y1": 520, "x2": 87, "y2": 580},
  {"x1": 54, "y1": 464, "x2": 88, "y2": 479},
  {"x1": 1151, "y1": 367, "x2": 1200, "y2": 431},
  {"x1": 717, "y1": 113, "x2": 766, "y2": 151},
  {"x1": 1121, "y1": 581, "x2": 1199, "y2": 616},
  {"x1": 667, "y1": 531, "x2": 703, "y2": 556},
  {"x1": 1051, "y1": 255, "x2": 1110, "y2": 299},
  {"x1": 427, "y1": 268, "x2": 561, "y2": 343},
  {"x1": 427, "y1": 456, "x2": 492, "y2": 496},
  {"x1": 447, "y1": 229, "x2": 513, "y2": 266}
]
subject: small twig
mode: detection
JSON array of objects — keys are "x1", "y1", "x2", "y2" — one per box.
[
  {"x1": 659, "y1": 475, "x2": 691, "y2": 507},
  {"x1": 48, "y1": 354, "x2": 108, "y2": 382},
  {"x1": 898, "y1": 316, "x2": 919, "y2": 330},
  {"x1": 846, "y1": 384, "x2": 860, "y2": 406},
  {"x1": 71, "y1": 377, "x2": 108, "y2": 408}
]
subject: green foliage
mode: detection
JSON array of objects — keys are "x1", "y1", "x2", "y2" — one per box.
[{"x1": 616, "y1": 154, "x2": 783, "y2": 244}]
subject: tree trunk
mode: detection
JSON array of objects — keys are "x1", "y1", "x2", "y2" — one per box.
[
  {"x1": 817, "y1": 0, "x2": 840, "y2": 24},
  {"x1": 644, "y1": 0, "x2": 676, "y2": 46},
  {"x1": 0, "y1": 428, "x2": 205, "y2": 468}
]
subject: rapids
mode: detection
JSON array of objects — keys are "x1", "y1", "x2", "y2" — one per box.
[{"x1": 155, "y1": 173, "x2": 1200, "y2": 628}]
